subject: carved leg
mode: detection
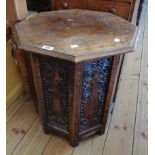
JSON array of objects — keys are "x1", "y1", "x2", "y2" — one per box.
[
  {"x1": 43, "y1": 124, "x2": 51, "y2": 134},
  {"x1": 69, "y1": 139, "x2": 79, "y2": 147},
  {"x1": 99, "y1": 55, "x2": 121, "y2": 135},
  {"x1": 29, "y1": 53, "x2": 48, "y2": 132},
  {"x1": 112, "y1": 54, "x2": 124, "y2": 103},
  {"x1": 68, "y1": 63, "x2": 83, "y2": 147},
  {"x1": 15, "y1": 48, "x2": 32, "y2": 94}
]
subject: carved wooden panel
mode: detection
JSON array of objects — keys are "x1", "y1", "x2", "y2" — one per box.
[
  {"x1": 38, "y1": 56, "x2": 72, "y2": 132},
  {"x1": 80, "y1": 57, "x2": 113, "y2": 132}
]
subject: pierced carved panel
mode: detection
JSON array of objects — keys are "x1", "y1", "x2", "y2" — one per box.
[
  {"x1": 80, "y1": 57, "x2": 113, "y2": 132},
  {"x1": 38, "y1": 56, "x2": 72, "y2": 132}
]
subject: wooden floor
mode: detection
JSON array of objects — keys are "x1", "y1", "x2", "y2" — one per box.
[{"x1": 7, "y1": 3, "x2": 148, "y2": 155}]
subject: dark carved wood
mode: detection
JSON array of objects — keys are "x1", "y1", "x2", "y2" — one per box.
[
  {"x1": 68, "y1": 63, "x2": 83, "y2": 146},
  {"x1": 27, "y1": 53, "x2": 119, "y2": 146},
  {"x1": 28, "y1": 54, "x2": 115, "y2": 146},
  {"x1": 39, "y1": 56, "x2": 72, "y2": 132},
  {"x1": 80, "y1": 57, "x2": 112, "y2": 132},
  {"x1": 14, "y1": 9, "x2": 138, "y2": 147},
  {"x1": 29, "y1": 53, "x2": 48, "y2": 132},
  {"x1": 112, "y1": 54, "x2": 124, "y2": 103},
  {"x1": 30, "y1": 54, "x2": 119, "y2": 146},
  {"x1": 100, "y1": 55, "x2": 121, "y2": 134}
]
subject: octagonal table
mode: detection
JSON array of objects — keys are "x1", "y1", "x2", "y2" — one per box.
[{"x1": 14, "y1": 9, "x2": 139, "y2": 146}]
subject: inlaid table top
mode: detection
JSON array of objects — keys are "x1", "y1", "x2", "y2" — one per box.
[{"x1": 14, "y1": 9, "x2": 139, "y2": 62}]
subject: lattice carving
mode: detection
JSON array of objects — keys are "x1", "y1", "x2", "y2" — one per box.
[
  {"x1": 80, "y1": 57, "x2": 112, "y2": 132},
  {"x1": 39, "y1": 57, "x2": 71, "y2": 132}
]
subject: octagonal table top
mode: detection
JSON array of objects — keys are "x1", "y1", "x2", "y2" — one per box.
[{"x1": 14, "y1": 9, "x2": 139, "y2": 62}]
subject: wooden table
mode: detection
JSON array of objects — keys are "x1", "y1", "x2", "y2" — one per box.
[{"x1": 14, "y1": 9, "x2": 139, "y2": 146}]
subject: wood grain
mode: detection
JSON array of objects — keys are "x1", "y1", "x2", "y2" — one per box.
[
  {"x1": 68, "y1": 63, "x2": 83, "y2": 146},
  {"x1": 7, "y1": 99, "x2": 37, "y2": 155},
  {"x1": 12, "y1": 118, "x2": 51, "y2": 155},
  {"x1": 132, "y1": 4, "x2": 147, "y2": 155},
  {"x1": 7, "y1": 92, "x2": 29, "y2": 123},
  {"x1": 99, "y1": 55, "x2": 120, "y2": 134},
  {"x1": 42, "y1": 136, "x2": 73, "y2": 155},
  {"x1": 72, "y1": 116, "x2": 111, "y2": 155},
  {"x1": 102, "y1": 79, "x2": 139, "y2": 155},
  {"x1": 14, "y1": 9, "x2": 138, "y2": 62}
]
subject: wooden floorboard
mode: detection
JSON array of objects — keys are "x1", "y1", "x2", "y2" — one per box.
[
  {"x1": 132, "y1": 3, "x2": 148, "y2": 155},
  {"x1": 12, "y1": 118, "x2": 51, "y2": 155},
  {"x1": 7, "y1": 92, "x2": 29, "y2": 123},
  {"x1": 7, "y1": 99, "x2": 37, "y2": 155},
  {"x1": 6, "y1": 3, "x2": 147, "y2": 155},
  {"x1": 105, "y1": 26, "x2": 145, "y2": 155},
  {"x1": 42, "y1": 136, "x2": 73, "y2": 155},
  {"x1": 102, "y1": 78, "x2": 139, "y2": 155},
  {"x1": 70, "y1": 110, "x2": 113, "y2": 155},
  {"x1": 102, "y1": 3, "x2": 147, "y2": 155}
]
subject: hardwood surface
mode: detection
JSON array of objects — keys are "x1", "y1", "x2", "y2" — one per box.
[
  {"x1": 7, "y1": 1, "x2": 147, "y2": 154},
  {"x1": 14, "y1": 9, "x2": 138, "y2": 62}
]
